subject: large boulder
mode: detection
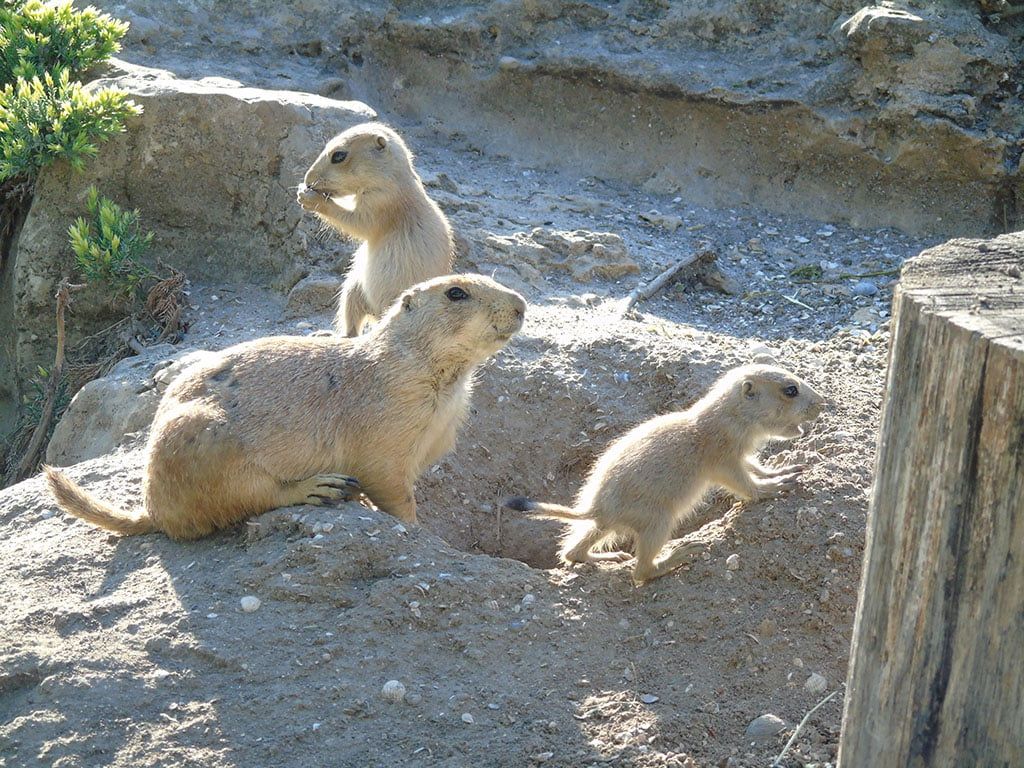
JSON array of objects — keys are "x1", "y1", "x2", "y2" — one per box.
[{"x1": 6, "y1": 60, "x2": 375, "y2": 408}]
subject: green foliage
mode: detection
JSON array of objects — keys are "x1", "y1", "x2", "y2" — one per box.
[
  {"x1": 0, "y1": 0, "x2": 127, "y2": 86},
  {"x1": 0, "y1": 68, "x2": 140, "y2": 180},
  {"x1": 0, "y1": 1, "x2": 137, "y2": 183},
  {"x1": 68, "y1": 186, "x2": 153, "y2": 299}
]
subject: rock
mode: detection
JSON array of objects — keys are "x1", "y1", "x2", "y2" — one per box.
[
  {"x1": 852, "y1": 280, "x2": 879, "y2": 297},
  {"x1": 804, "y1": 672, "x2": 828, "y2": 695},
  {"x1": 851, "y1": 307, "x2": 876, "y2": 325},
  {"x1": 745, "y1": 713, "x2": 785, "y2": 743},
  {"x1": 45, "y1": 347, "x2": 210, "y2": 466},
  {"x1": 381, "y1": 680, "x2": 407, "y2": 702},
  {"x1": 481, "y1": 228, "x2": 639, "y2": 282},
  {"x1": 421, "y1": 171, "x2": 459, "y2": 194},
  {"x1": 44, "y1": 376, "x2": 160, "y2": 467},
  {"x1": 461, "y1": 712, "x2": 475, "y2": 724},
  {"x1": 284, "y1": 274, "x2": 344, "y2": 318},
  {"x1": 316, "y1": 77, "x2": 352, "y2": 100},
  {"x1": 9, "y1": 59, "x2": 374, "y2": 402},
  {"x1": 640, "y1": 693, "x2": 659, "y2": 704},
  {"x1": 748, "y1": 344, "x2": 776, "y2": 361},
  {"x1": 638, "y1": 211, "x2": 684, "y2": 232},
  {"x1": 698, "y1": 263, "x2": 743, "y2": 296},
  {"x1": 725, "y1": 554, "x2": 741, "y2": 571},
  {"x1": 239, "y1": 596, "x2": 261, "y2": 612}
]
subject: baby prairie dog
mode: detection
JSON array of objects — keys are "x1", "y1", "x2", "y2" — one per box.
[
  {"x1": 46, "y1": 274, "x2": 525, "y2": 541},
  {"x1": 504, "y1": 364, "x2": 823, "y2": 585},
  {"x1": 297, "y1": 122, "x2": 454, "y2": 337}
]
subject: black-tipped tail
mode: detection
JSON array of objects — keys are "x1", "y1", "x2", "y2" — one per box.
[{"x1": 501, "y1": 495, "x2": 537, "y2": 513}]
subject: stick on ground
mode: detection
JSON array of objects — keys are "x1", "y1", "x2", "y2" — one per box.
[
  {"x1": 621, "y1": 249, "x2": 717, "y2": 317},
  {"x1": 771, "y1": 687, "x2": 842, "y2": 767}
]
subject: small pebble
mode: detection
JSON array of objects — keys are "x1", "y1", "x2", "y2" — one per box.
[
  {"x1": 461, "y1": 712, "x2": 475, "y2": 724},
  {"x1": 532, "y1": 752, "x2": 554, "y2": 763},
  {"x1": 852, "y1": 280, "x2": 879, "y2": 296},
  {"x1": 745, "y1": 713, "x2": 786, "y2": 743},
  {"x1": 404, "y1": 692, "x2": 423, "y2": 705},
  {"x1": 805, "y1": 672, "x2": 828, "y2": 694},
  {"x1": 239, "y1": 596, "x2": 261, "y2": 613},
  {"x1": 725, "y1": 554, "x2": 741, "y2": 571},
  {"x1": 381, "y1": 680, "x2": 407, "y2": 702},
  {"x1": 640, "y1": 693, "x2": 659, "y2": 704}
]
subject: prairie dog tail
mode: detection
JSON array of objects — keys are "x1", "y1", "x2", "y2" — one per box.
[
  {"x1": 44, "y1": 466, "x2": 156, "y2": 536},
  {"x1": 501, "y1": 496, "x2": 587, "y2": 522}
]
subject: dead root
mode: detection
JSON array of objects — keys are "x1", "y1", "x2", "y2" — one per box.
[{"x1": 2, "y1": 266, "x2": 188, "y2": 486}]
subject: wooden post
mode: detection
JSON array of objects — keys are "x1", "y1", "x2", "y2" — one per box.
[{"x1": 838, "y1": 233, "x2": 1024, "y2": 766}]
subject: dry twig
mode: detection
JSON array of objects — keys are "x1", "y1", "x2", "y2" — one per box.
[
  {"x1": 621, "y1": 249, "x2": 717, "y2": 317},
  {"x1": 771, "y1": 687, "x2": 843, "y2": 767},
  {"x1": 6, "y1": 280, "x2": 84, "y2": 485}
]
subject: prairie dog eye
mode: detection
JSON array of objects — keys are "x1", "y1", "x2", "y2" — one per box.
[
  {"x1": 330, "y1": 150, "x2": 348, "y2": 164},
  {"x1": 445, "y1": 287, "x2": 469, "y2": 301},
  {"x1": 783, "y1": 384, "x2": 799, "y2": 398}
]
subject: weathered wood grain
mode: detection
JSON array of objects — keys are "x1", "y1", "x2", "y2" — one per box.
[{"x1": 839, "y1": 233, "x2": 1024, "y2": 768}]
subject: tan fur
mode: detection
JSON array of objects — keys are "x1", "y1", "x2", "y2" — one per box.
[
  {"x1": 297, "y1": 122, "x2": 454, "y2": 336},
  {"x1": 45, "y1": 275, "x2": 525, "y2": 541},
  {"x1": 504, "y1": 364, "x2": 824, "y2": 585}
]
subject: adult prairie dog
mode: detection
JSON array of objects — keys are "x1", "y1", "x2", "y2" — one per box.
[
  {"x1": 504, "y1": 364, "x2": 824, "y2": 585},
  {"x1": 46, "y1": 274, "x2": 525, "y2": 541},
  {"x1": 297, "y1": 122, "x2": 454, "y2": 336}
]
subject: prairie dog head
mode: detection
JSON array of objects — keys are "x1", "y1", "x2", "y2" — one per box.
[
  {"x1": 382, "y1": 274, "x2": 526, "y2": 364},
  {"x1": 302, "y1": 122, "x2": 416, "y2": 199},
  {"x1": 726, "y1": 364, "x2": 824, "y2": 439}
]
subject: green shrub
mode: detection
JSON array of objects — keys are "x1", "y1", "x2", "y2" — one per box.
[
  {"x1": 0, "y1": 67, "x2": 140, "y2": 180},
  {"x1": 0, "y1": 1, "x2": 138, "y2": 183},
  {"x1": 0, "y1": 0, "x2": 127, "y2": 85},
  {"x1": 68, "y1": 186, "x2": 153, "y2": 300}
]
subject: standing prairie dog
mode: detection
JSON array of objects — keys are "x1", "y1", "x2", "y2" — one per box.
[
  {"x1": 46, "y1": 275, "x2": 525, "y2": 541},
  {"x1": 297, "y1": 122, "x2": 454, "y2": 336},
  {"x1": 503, "y1": 364, "x2": 824, "y2": 585}
]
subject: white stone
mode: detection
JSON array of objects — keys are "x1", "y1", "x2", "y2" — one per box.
[
  {"x1": 239, "y1": 596, "x2": 261, "y2": 613},
  {"x1": 381, "y1": 680, "x2": 407, "y2": 702},
  {"x1": 805, "y1": 672, "x2": 828, "y2": 694}
]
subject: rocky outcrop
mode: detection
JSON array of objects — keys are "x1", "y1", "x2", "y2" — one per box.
[
  {"x1": 477, "y1": 228, "x2": 638, "y2": 289},
  {"x1": 81, "y1": 0, "x2": 1023, "y2": 238}
]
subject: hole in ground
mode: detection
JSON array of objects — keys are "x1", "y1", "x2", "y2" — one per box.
[{"x1": 414, "y1": 333, "x2": 731, "y2": 569}]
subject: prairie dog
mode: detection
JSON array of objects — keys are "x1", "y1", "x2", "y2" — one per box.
[
  {"x1": 46, "y1": 275, "x2": 526, "y2": 541},
  {"x1": 297, "y1": 122, "x2": 454, "y2": 336},
  {"x1": 503, "y1": 364, "x2": 824, "y2": 585}
]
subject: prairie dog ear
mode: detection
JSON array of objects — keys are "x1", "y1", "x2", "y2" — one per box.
[
  {"x1": 375, "y1": 134, "x2": 387, "y2": 151},
  {"x1": 401, "y1": 291, "x2": 414, "y2": 311},
  {"x1": 742, "y1": 379, "x2": 756, "y2": 398}
]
